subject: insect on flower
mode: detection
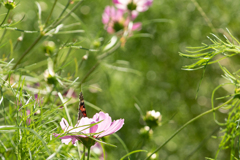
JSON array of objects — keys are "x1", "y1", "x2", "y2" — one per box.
[{"x1": 78, "y1": 92, "x2": 87, "y2": 120}]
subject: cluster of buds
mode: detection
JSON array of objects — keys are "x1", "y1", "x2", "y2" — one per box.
[
  {"x1": 139, "y1": 110, "x2": 162, "y2": 140},
  {"x1": 102, "y1": 0, "x2": 153, "y2": 35}
]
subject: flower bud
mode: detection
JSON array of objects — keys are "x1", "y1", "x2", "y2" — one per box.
[
  {"x1": 127, "y1": 2, "x2": 137, "y2": 11},
  {"x1": 79, "y1": 137, "x2": 96, "y2": 149},
  {"x1": 44, "y1": 69, "x2": 58, "y2": 85},
  {"x1": 34, "y1": 110, "x2": 41, "y2": 115},
  {"x1": 144, "y1": 110, "x2": 162, "y2": 128},
  {"x1": 93, "y1": 40, "x2": 101, "y2": 48},
  {"x1": 46, "y1": 76, "x2": 58, "y2": 85},
  {"x1": 17, "y1": 36, "x2": 23, "y2": 41},
  {"x1": 91, "y1": 142, "x2": 103, "y2": 158},
  {"x1": 82, "y1": 54, "x2": 88, "y2": 60},
  {"x1": 139, "y1": 126, "x2": 153, "y2": 139},
  {"x1": 4, "y1": 0, "x2": 16, "y2": 10},
  {"x1": 43, "y1": 41, "x2": 55, "y2": 55},
  {"x1": 147, "y1": 153, "x2": 158, "y2": 160},
  {"x1": 113, "y1": 22, "x2": 124, "y2": 33},
  {"x1": 234, "y1": 88, "x2": 240, "y2": 99}
]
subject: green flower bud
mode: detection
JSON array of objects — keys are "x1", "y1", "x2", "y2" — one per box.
[
  {"x1": 79, "y1": 137, "x2": 96, "y2": 149},
  {"x1": 113, "y1": 22, "x2": 124, "y2": 32},
  {"x1": 43, "y1": 41, "x2": 55, "y2": 55},
  {"x1": 144, "y1": 110, "x2": 162, "y2": 128},
  {"x1": 46, "y1": 76, "x2": 58, "y2": 85},
  {"x1": 44, "y1": 69, "x2": 58, "y2": 85},
  {"x1": 4, "y1": 0, "x2": 16, "y2": 10},
  {"x1": 139, "y1": 126, "x2": 153, "y2": 139},
  {"x1": 127, "y1": 2, "x2": 137, "y2": 11},
  {"x1": 93, "y1": 40, "x2": 101, "y2": 48}
]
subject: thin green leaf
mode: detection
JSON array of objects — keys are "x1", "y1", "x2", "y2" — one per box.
[
  {"x1": 120, "y1": 150, "x2": 147, "y2": 160},
  {"x1": 0, "y1": 126, "x2": 51, "y2": 155}
]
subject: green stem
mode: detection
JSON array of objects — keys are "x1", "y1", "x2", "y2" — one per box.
[
  {"x1": 87, "y1": 147, "x2": 91, "y2": 160},
  {"x1": 43, "y1": 85, "x2": 56, "y2": 106},
  {"x1": 144, "y1": 97, "x2": 233, "y2": 160},
  {"x1": 190, "y1": 0, "x2": 218, "y2": 35},
  {"x1": 5, "y1": 34, "x2": 43, "y2": 82},
  {"x1": 100, "y1": 143, "x2": 106, "y2": 160},
  {"x1": 44, "y1": 0, "x2": 58, "y2": 26},
  {"x1": 72, "y1": 53, "x2": 86, "y2": 78},
  {"x1": 77, "y1": 62, "x2": 100, "y2": 88},
  {"x1": 45, "y1": 0, "x2": 71, "y2": 31},
  {"x1": 47, "y1": 0, "x2": 83, "y2": 31},
  {"x1": 0, "y1": 9, "x2": 10, "y2": 27},
  {"x1": 13, "y1": 39, "x2": 20, "y2": 50},
  {"x1": 0, "y1": 28, "x2": 7, "y2": 44},
  {"x1": 97, "y1": 42, "x2": 121, "y2": 60},
  {"x1": 12, "y1": 34, "x2": 43, "y2": 69},
  {"x1": 78, "y1": 57, "x2": 85, "y2": 69},
  {"x1": 113, "y1": 133, "x2": 129, "y2": 155},
  {"x1": 82, "y1": 146, "x2": 86, "y2": 160},
  {"x1": 76, "y1": 142, "x2": 82, "y2": 159},
  {"x1": 77, "y1": 41, "x2": 121, "y2": 88},
  {"x1": 56, "y1": 0, "x2": 70, "y2": 19},
  {"x1": 59, "y1": 48, "x2": 72, "y2": 76}
]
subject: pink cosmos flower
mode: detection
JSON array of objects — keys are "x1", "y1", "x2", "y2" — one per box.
[
  {"x1": 54, "y1": 112, "x2": 124, "y2": 146},
  {"x1": 113, "y1": 0, "x2": 153, "y2": 13},
  {"x1": 102, "y1": 6, "x2": 141, "y2": 34}
]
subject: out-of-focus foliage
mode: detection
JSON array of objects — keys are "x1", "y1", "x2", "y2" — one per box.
[
  {"x1": 1, "y1": 0, "x2": 240, "y2": 159},
  {"x1": 179, "y1": 32, "x2": 240, "y2": 159}
]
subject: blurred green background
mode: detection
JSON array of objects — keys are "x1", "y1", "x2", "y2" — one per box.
[{"x1": 1, "y1": 0, "x2": 240, "y2": 159}]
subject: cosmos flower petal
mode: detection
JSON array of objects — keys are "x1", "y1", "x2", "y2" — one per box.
[
  {"x1": 102, "y1": 6, "x2": 111, "y2": 24},
  {"x1": 71, "y1": 137, "x2": 78, "y2": 145},
  {"x1": 113, "y1": 0, "x2": 153, "y2": 12},
  {"x1": 59, "y1": 136, "x2": 75, "y2": 145},
  {"x1": 90, "y1": 121, "x2": 99, "y2": 133},
  {"x1": 131, "y1": 11, "x2": 139, "y2": 20},
  {"x1": 99, "y1": 119, "x2": 124, "y2": 137},
  {"x1": 75, "y1": 117, "x2": 96, "y2": 134},
  {"x1": 60, "y1": 118, "x2": 69, "y2": 131},
  {"x1": 92, "y1": 112, "x2": 100, "y2": 121},
  {"x1": 94, "y1": 112, "x2": 112, "y2": 133}
]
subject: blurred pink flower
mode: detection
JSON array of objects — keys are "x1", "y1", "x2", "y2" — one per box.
[
  {"x1": 54, "y1": 112, "x2": 124, "y2": 146},
  {"x1": 26, "y1": 110, "x2": 31, "y2": 125},
  {"x1": 63, "y1": 88, "x2": 77, "y2": 99},
  {"x1": 34, "y1": 94, "x2": 44, "y2": 105},
  {"x1": 91, "y1": 142, "x2": 104, "y2": 160},
  {"x1": 113, "y1": 0, "x2": 153, "y2": 13},
  {"x1": 102, "y1": 6, "x2": 141, "y2": 33},
  {"x1": 102, "y1": 6, "x2": 124, "y2": 33}
]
